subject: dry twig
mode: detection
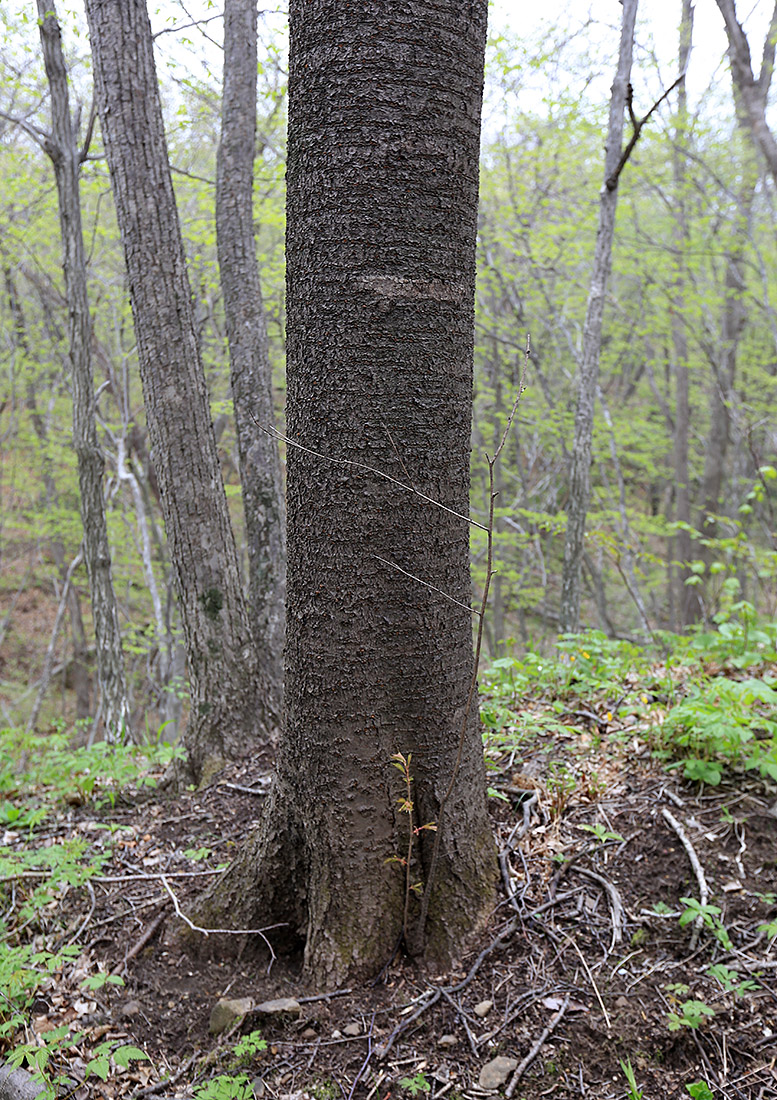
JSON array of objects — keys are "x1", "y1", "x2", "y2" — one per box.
[
  {"x1": 505, "y1": 993, "x2": 571, "y2": 1098},
  {"x1": 661, "y1": 807, "x2": 709, "y2": 950}
]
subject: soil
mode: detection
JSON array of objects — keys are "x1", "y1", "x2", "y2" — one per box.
[{"x1": 11, "y1": 728, "x2": 777, "y2": 1100}]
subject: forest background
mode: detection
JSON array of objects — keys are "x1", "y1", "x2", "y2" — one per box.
[{"x1": 1, "y1": 0, "x2": 777, "y2": 735}]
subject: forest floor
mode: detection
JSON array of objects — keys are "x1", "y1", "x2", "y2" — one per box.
[{"x1": 0, "y1": 631, "x2": 776, "y2": 1100}]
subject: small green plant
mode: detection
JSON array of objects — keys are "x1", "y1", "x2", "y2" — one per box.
[
  {"x1": 686, "y1": 1081, "x2": 714, "y2": 1100},
  {"x1": 80, "y1": 970, "x2": 125, "y2": 992},
  {"x1": 579, "y1": 823, "x2": 624, "y2": 844},
  {"x1": 84, "y1": 1042, "x2": 150, "y2": 1081},
  {"x1": 679, "y1": 898, "x2": 732, "y2": 950},
  {"x1": 619, "y1": 1057, "x2": 644, "y2": 1100},
  {"x1": 232, "y1": 1029, "x2": 267, "y2": 1066},
  {"x1": 666, "y1": 999, "x2": 715, "y2": 1031},
  {"x1": 547, "y1": 761, "x2": 576, "y2": 817},
  {"x1": 400, "y1": 1072, "x2": 431, "y2": 1096},
  {"x1": 184, "y1": 846, "x2": 212, "y2": 862},
  {"x1": 706, "y1": 964, "x2": 758, "y2": 997},
  {"x1": 194, "y1": 1074, "x2": 253, "y2": 1099},
  {"x1": 387, "y1": 753, "x2": 436, "y2": 937}
]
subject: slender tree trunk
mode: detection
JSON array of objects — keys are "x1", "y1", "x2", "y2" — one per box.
[
  {"x1": 199, "y1": 0, "x2": 497, "y2": 988},
  {"x1": 36, "y1": 2, "x2": 131, "y2": 739},
  {"x1": 670, "y1": 0, "x2": 700, "y2": 627},
  {"x1": 558, "y1": 0, "x2": 638, "y2": 634},
  {"x1": 5, "y1": 264, "x2": 92, "y2": 720},
  {"x1": 84, "y1": 0, "x2": 276, "y2": 780},
  {"x1": 701, "y1": 1, "x2": 774, "y2": 566},
  {"x1": 217, "y1": 0, "x2": 286, "y2": 714},
  {"x1": 715, "y1": 0, "x2": 777, "y2": 186}
]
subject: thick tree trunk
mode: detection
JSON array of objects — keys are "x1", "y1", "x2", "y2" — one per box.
[
  {"x1": 217, "y1": 0, "x2": 286, "y2": 715},
  {"x1": 36, "y1": 1, "x2": 130, "y2": 739},
  {"x1": 200, "y1": 0, "x2": 497, "y2": 988},
  {"x1": 84, "y1": 0, "x2": 276, "y2": 780},
  {"x1": 558, "y1": 0, "x2": 638, "y2": 634}
]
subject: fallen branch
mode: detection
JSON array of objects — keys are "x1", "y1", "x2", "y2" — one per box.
[
  {"x1": 569, "y1": 865, "x2": 624, "y2": 948},
  {"x1": 505, "y1": 993, "x2": 571, "y2": 1098},
  {"x1": 661, "y1": 808, "x2": 709, "y2": 951},
  {"x1": 160, "y1": 876, "x2": 285, "y2": 967},
  {"x1": 111, "y1": 904, "x2": 170, "y2": 975}
]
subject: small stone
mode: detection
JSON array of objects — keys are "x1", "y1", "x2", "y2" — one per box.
[
  {"x1": 253, "y1": 998, "x2": 301, "y2": 1019},
  {"x1": 615, "y1": 996, "x2": 629, "y2": 1008},
  {"x1": 343, "y1": 1023, "x2": 361, "y2": 1037},
  {"x1": 478, "y1": 1056, "x2": 518, "y2": 1090},
  {"x1": 437, "y1": 1034, "x2": 457, "y2": 1049},
  {"x1": 118, "y1": 1000, "x2": 142, "y2": 1019},
  {"x1": 332, "y1": 1029, "x2": 342, "y2": 1039},
  {"x1": 301, "y1": 1028, "x2": 317, "y2": 1039},
  {"x1": 474, "y1": 1000, "x2": 493, "y2": 1018},
  {"x1": 209, "y1": 997, "x2": 254, "y2": 1035}
]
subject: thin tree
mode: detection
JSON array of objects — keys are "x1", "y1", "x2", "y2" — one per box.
[
  {"x1": 558, "y1": 0, "x2": 639, "y2": 634},
  {"x1": 198, "y1": 0, "x2": 497, "y2": 986},
  {"x1": 670, "y1": 0, "x2": 699, "y2": 627},
  {"x1": 84, "y1": 0, "x2": 276, "y2": 780},
  {"x1": 36, "y1": 0, "x2": 130, "y2": 739},
  {"x1": 715, "y1": 0, "x2": 777, "y2": 186},
  {"x1": 217, "y1": 0, "x2": 286, "y2": 714}
]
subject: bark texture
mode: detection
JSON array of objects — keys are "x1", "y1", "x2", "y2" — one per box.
[
  {"x1": 558, "y1": 0, "x2": 638, "y2": 634},
  {"x1": 217, "y1": 0, "x2": 286, "y2": 714},
  {"x1": 37, "y1": 0, "x2": 130, "y2": 738},
  {"x1": 84, "y1": 0, "x2": 275, "y2": 778},
  {"x1": 203, "y1": 0, "x2": 497, "y2": 988}
]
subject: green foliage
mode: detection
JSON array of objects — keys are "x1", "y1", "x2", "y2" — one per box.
[
  {"x1": 619, "y1": 1058, "x2": 644, "y2": 1100},
  {"x1": 0, "y1": 728, "x2": 184, "y2": 808},
  {"x1": 194, "y1": 1074, "x2": 253, "y2": 1099},
  {"x1": 666, "y1": 999, "x2": 716, "y2": 1032},
  {"x1": 678, "y1": 898, "x2": 732, "y2": 950},
  {"x1": 232, "y1": 1030, "x2": 268, "y2": 1065},
  {"x1": 686, "y1": 1081, "x2": 715, "y2": 1100},
  {"x1": 579, "y1": 823, "x2": 624, "y2": 844},
  {"x1": 705, "y1": 965, "x2": 757, "y2": 997},
  {"x1": 659, "y1": 677, "x2": 777, "y2": 786},
  {"x1": 400, "y1": 1072, "x2": 431, "y2": 1096}
]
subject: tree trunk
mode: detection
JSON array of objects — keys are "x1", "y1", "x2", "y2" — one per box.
[
  {"x1": 701, "y1": 0, "x2": 774, "y2": 572},
  {"x1": 217, "y1": 0, "x2": 286, "y2": 715},
  {"x1": 36, "y1": 1, "x2": 130, "y2": 739},
  {"x1": 715, "y1": 0, "x2": 777, "y2": 186},
  {"x1": 199, "y1": 0, "x2": 497, "y2": 988},
  {"x1": 558, "y1": 0, "x2": 638, "y2": 634},
  {"x1": 670, "y1": 0, "x2": 700, "y2": 627},
  {"x1": 84, "y1": 0, "x2": 276, "y2": 780}
]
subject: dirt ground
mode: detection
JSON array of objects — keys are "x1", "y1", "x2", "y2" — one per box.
[{"x1": 17, "y1": 726, "x2": 776, "y2": 1100}]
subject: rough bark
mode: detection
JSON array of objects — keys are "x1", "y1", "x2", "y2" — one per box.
[
  {"x1": 84, "y1": 0, "x2": 276, "y2": 779},
  {"x1": 201, "y1": 0, "x2": 497, "y2": 988},
  {"x1": 36, "y1": 1, "x2": 130, "y2": 739},
  {"x1": 217, "y1": 0, "x2": 286, "y2": 714},
  {"x1": 558, "y1": 0, "x2": 638, "y2": 635}
]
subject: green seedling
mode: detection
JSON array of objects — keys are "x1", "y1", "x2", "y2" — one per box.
[{"x1": 619, "y1": 1057, "x2": 644, "y2": 1100}]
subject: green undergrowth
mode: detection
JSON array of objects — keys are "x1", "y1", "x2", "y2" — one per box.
[
  {"x1": 481, "y1": 604, "x2": 777, "y2": 788},
  {"x1": 0, "y1": 731, "x2": 181, "y2": 1096}
]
